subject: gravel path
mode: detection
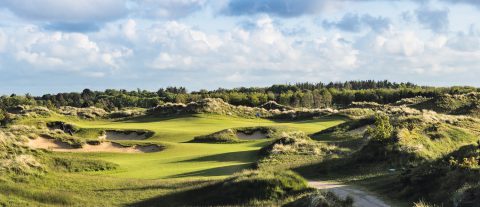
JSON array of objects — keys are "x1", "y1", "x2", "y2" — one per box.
[{"x1": 309, "y1": 181, "x2": 391, "y2": 207}]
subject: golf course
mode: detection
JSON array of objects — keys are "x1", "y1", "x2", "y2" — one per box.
[
  {"x1": 30, "y1": 114, "x2": 345, "y2": 179},
  {"x1": 2, "y1": 103, "x2": 355, "y2": 206},
  {"x1": 3, "y1": 84, "x2": 480, "y2": 207}
]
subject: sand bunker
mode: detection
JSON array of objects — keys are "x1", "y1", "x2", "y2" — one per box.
[
  {"x1": 236, "y1": 131, "x2": 266, "y2": 140},
  {"x1": 28, "y1": 137, "x2": 160, "y2": 153},
  {"x1": 102, "y1": 130, "x2": 151, "y2": 141}
]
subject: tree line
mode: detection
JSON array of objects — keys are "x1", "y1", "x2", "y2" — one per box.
[{"x1": 1, "y1": 80, "x2": 478, "y2": 112}]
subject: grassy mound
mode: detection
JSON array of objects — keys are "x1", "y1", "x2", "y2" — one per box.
[
  {"x1": 58, "y1": 106, "x2": 108, "y2": 119},
  {"x1": 260, "y1": 101, "x2": 292, "y2": 111},
  {"x1": 107, "y1": 108, "x2": 146, "y2": 119},
  {"x1": 337, "y1": 107, "x2": 376, "y2": 119},
  {"x1": 6, "y1": 105, "x2": 53, "y2": 118},
  {"x1": 392, "y1": 143, "x2": 480, "y2": 206},
  {"x1": 149, "y1": 98, "x2": 335, "y2": 119},
  {"x1": 315, "y1": 111, "x2": 480, "y2": 180},
  {"x1": 0, "y1": 130, "x2": 44, "y2": 177},
  {"x1": 134, "y1": 170, "x2": 311, "y2": 206},
  {"x1": 412, "y1": 93, "x2": 480, "y2": 117},
  {"x1": 48, "y1": 155, "x2": 118, "y2": 172},
  {"x1": 149, "y1": 98, "x2": 271, "y2": 118},
  {"x1": 312, "y1": 117, "x2": 374, "y2": 138},
  {"x1": 311, "y1": 117, "x2": 374, "y2": 150},
  {"x1": 361, "y1": 111, "x2": 477, "y2": 164},
  {"x1": 191, "y1": 126, "x2": 278, "y2": 143},
  {"x1": 258, "y1": 131, "x2": 341, "y2": 170}
]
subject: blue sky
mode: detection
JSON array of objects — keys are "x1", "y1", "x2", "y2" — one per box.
[{"x1": 1, "y1": 0, "x2": 480, "y2": 95}]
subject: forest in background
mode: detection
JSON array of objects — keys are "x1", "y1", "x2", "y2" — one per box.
[{"x1": 1, "y1": 80, "x2": 478, "y2": 111}]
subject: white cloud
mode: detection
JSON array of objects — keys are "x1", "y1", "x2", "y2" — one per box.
[
  {"x1": 99, "y1": 16, "x2": 358, "y2": 76},
  {"x1": 121, "y1": 19, "x2": 137, "y2": 40},
  {"x1": 353, "y1": 28, "x2": 480, "y2": 79},
  {"x1": 4, "y1": 0, "x2": 480, "y2": 93},
  {"x1": 8, "y1": 26, "x2": 128, "y2": 72}
]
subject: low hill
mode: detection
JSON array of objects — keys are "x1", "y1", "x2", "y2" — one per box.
[
  {"x1": 411, "y1": 93, "x2": 480, "y2": 118},
  {"x1": 393, "y1": 143, "x2": 480, "y2": 206},
  {"x1": 148, "y1": 98, "x2": 336, "y2": 119}
]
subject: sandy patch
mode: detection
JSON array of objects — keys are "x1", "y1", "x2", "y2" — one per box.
[
  {"x1": 28, "y1": 137, "x2": 160, "y2": 153},
  {"x1": 103, "y1": 130, "x2": 150, "y2": 141},
  {"x1": 27, "y1": 136, "x2": 73, "y2": 150},
  {"x1": 236, "y1": 131, "x2": 266, "y2": 140}
]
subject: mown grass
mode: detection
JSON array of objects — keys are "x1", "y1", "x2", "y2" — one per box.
[{"x1": 16, "y1": 114, "x2": 345, "y2": 179}]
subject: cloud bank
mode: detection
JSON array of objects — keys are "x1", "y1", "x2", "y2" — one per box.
[{"x1": 1, "y1": 0, "x2": 480, "y2": 94}]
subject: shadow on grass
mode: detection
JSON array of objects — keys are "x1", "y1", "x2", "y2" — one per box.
[
  {"x1": 113, "y1": 114, "x2": 196, "y2": 123},
  {"x1": 165, "y1": 163, "x2": 254, "y2": 178},
  {"x1": 172, "y1": 150, "x2": 259, "y2": 163},
  {"x1": 127, "y1": 180, "x2": 221, "y2": 207},
  {"x1": 268, "y1": 115, "x2": 349, "y2": 124},
  {"x1": 94, "y1": 180, "x2": 210, "y2": 192}
]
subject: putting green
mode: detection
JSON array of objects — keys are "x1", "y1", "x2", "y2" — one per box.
[{"x1": 33, "y1": 114, "x2": 346, "y2": 179}]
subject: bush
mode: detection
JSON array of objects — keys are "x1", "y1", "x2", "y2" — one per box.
[{"x1": 366, "y1": 113, "x2": 393, "y2": 142}]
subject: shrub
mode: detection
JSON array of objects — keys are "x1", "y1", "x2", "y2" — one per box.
[{"x1": 366, "y1": 113, "x2": 393, "y2": 142}]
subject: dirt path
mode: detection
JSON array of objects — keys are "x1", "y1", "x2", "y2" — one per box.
[{"x1": 308, "y1": 181, "x2": 391, "y2": 207}]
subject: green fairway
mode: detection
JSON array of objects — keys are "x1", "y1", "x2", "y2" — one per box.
[{"x1": 33, "y1": 114, "x2": 346, "y2": 179}]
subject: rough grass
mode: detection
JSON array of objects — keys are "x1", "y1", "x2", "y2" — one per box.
[
  {"x1": 257, "y1": 130, "x2": 344, "y2": 171},
  {"x1": 132, "y1": 170, "x2": 311, "y2": 206},
  {"x1": 47, "y1": 155, "x2": 119, "y2": 172},
  {"x1": 0, "y1": 130, "x2": 44, "y2": 177},
  {"x1": 411, "y1": 93, "x2": 480, "y2": 117},
  {"x1": 0, "y1": 172, "x2": 215, "y2": 207},
  {"x1": 392, "y1": 143, "x2": 480, "y2": 206},
  {"x1": 300, "y1": 111, "x2": 480, "y2": 207},
  {"x1": 0, "y1": 179, "x2": 77, "y2": 206}
]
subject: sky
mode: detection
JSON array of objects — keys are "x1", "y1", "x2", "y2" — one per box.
[{"x1": 1, "y1": 0, "x2": 480, "y2": 95}]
